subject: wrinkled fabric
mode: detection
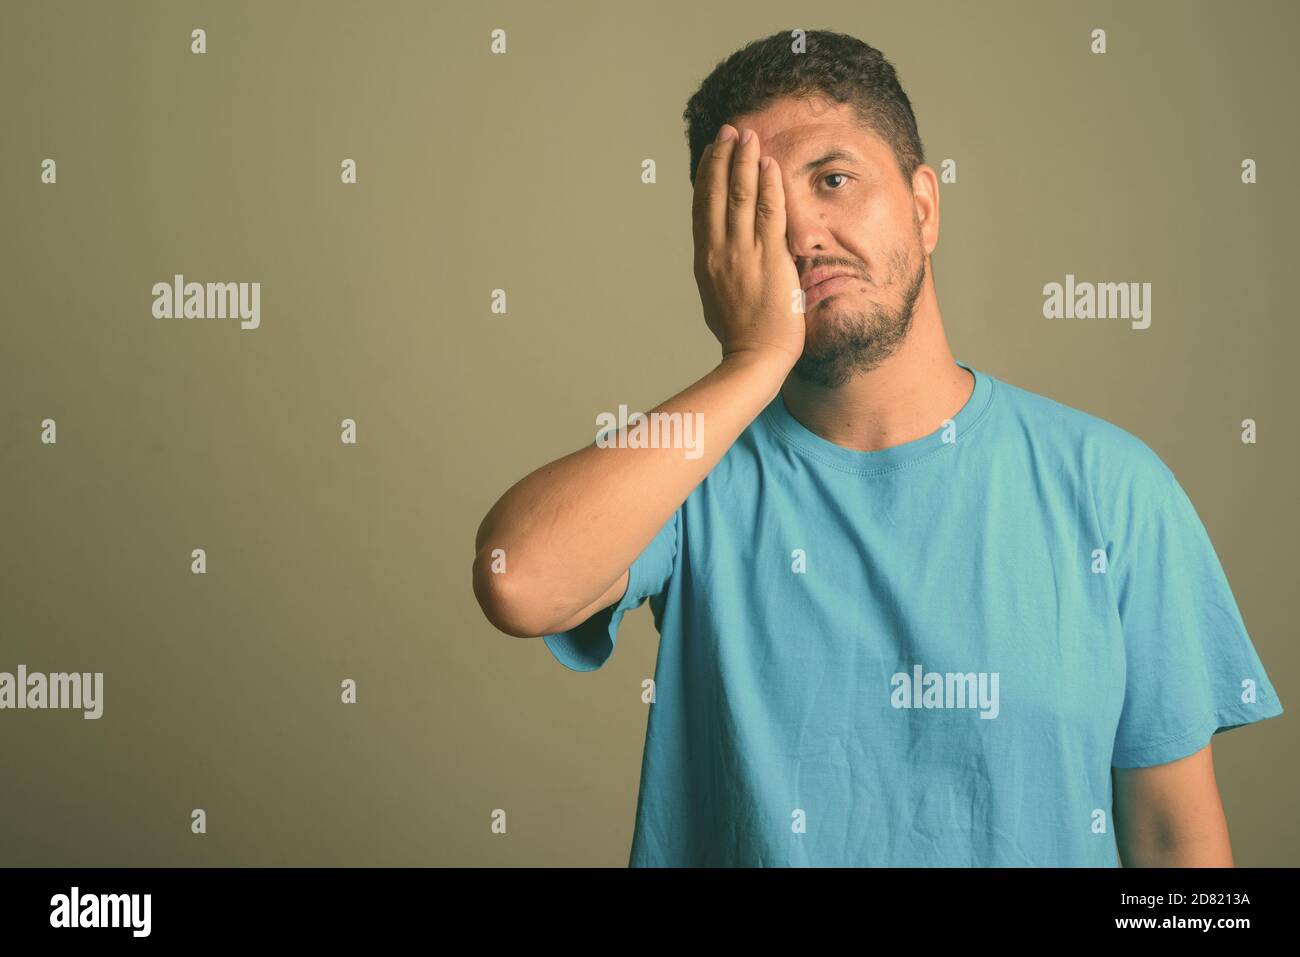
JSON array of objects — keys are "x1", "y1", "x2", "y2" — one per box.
[{"x1": 544, "y1": 359, "x2": 1283, "y2": 866}]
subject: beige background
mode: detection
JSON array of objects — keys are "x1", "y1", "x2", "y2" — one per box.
[{"x1": 0, "y1": 0, "x2": 1294, "y2": 865}]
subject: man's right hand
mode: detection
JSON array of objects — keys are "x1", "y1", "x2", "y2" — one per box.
[{"x1": 692, "y1": 123, "x2": 806, "y2": 370}]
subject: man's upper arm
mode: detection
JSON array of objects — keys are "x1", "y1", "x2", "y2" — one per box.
[
  {"x1": 1108, "y1": 460, "x2": 1283, "y2": 767},
  {"x1": 545, "y1": 570, "x2": 630, "y2": 635},
  {"x1": 1112, "y1": 743, "x2": 1233, "y2": 866},
  {"x1": 542, "y1": 507, "x2": 682, "y2": 672}
]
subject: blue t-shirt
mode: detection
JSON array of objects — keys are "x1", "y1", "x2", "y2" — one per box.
[{"x1": 543, "y1": 358, "x2": 1284, "y2": 866}]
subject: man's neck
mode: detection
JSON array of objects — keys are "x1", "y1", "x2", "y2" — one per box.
[{"x1": 779, "y1": 300, "x2": 974, "y2": 454}]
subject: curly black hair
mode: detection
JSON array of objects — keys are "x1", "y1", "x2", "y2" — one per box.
[{"x1": 682, "y1": 29, "x2": 925, "y2": 190}]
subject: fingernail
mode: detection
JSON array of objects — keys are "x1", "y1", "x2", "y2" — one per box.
[
  {"x1": 717, "y1": 125, "x2": 736, "y2": 142},
  {"x1": 741, "y1": 128, "x2": 753, "y2": 145}
]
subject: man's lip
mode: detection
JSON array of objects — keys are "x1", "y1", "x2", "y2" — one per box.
[
  {"x1": 800, "y1": 268, "x2": 859, "y2": 292},
  {"x1": 803, "y1": 274, "x2": 858, "y2": 307}
]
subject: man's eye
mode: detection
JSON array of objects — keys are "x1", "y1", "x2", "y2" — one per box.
[{"x1": 822, "y1": 173, "x2": 849, "y2": 190}]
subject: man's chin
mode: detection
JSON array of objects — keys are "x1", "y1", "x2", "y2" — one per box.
[
  {"x1": 791, "y1": 349, "x2": 859, "y2": 390},
  {"x1": 793, "y1": 329, "x2": 904, "y2": 387}
]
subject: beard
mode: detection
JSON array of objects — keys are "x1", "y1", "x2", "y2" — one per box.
[{"x1": 792, "y1": 235, "x2": 927, "y2": 390}]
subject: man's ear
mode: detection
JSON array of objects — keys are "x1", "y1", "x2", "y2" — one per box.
[{"x1": 910, "y1": 164, "x2": 940, "y2": 256}]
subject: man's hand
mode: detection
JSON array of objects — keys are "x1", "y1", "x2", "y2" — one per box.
[{"x1": 692, "y1": 123, "x2": 805, "y2": 370}]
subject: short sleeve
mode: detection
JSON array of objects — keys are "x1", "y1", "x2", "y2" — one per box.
[
  {"x1": 542, "y1": 507, "x2": 681, "y2": 672},
  {"x1": 1110, "y1": 468, "x2": 1284, "y2": 768}
]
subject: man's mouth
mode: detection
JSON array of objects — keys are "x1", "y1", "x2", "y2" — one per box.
[{"x1": 803, "y1": 273, "x2": 859, "y2": 307}]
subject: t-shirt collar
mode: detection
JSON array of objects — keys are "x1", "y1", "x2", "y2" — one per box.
[{"x1": 762, "y1": 358, "x2": 995, "y2": 475}]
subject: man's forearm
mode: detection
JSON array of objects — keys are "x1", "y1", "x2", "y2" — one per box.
[{"x1": 472, "y1": 348, "x2": 791, "y2": 637}]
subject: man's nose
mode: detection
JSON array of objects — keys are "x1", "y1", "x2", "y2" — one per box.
[{"x1": 782, "y1": 200, "x2": 832, "y2": 258}]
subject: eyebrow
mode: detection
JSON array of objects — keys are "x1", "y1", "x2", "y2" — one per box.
[{"x1": 797, "y1": 148, "x2": 864, "y2": 176}]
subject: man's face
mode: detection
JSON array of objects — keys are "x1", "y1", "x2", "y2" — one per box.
[{"x1": 728, "y1": 95, "x2": 932, "y2": 388}]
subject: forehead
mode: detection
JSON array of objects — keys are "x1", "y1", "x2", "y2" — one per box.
[{"x1": 728, "y1": 95, "x2": 889, "y2": 170}]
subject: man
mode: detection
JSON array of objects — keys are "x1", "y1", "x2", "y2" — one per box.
[{"x1": 471, "y1": 30, "x2": 1283, "y2": 866}]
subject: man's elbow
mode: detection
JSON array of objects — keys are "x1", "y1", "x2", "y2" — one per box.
[{"x1": 471, "y1": 552, "x2": 550, "y2": 639}]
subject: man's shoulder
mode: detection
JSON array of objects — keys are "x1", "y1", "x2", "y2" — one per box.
[{"x1": 990, "y1": 373, "x2": 1176, "y2": 496}]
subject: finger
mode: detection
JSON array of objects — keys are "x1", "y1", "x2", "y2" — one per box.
[
  {"x1": 690, "y1": 142, "x2": 719, "y2": 255},
  {"x1": 692, "y1": 126, "x2": 736, "y2": 257},
  {"x1": 726, "y1": 127, "x2": 760, "y2": 242},
  {"x1": 755, "y1": 155, "x2": 799, "y2": 314},
  {"x1": 754, "y1": 154, "x2": 788, "y2": 249}
]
